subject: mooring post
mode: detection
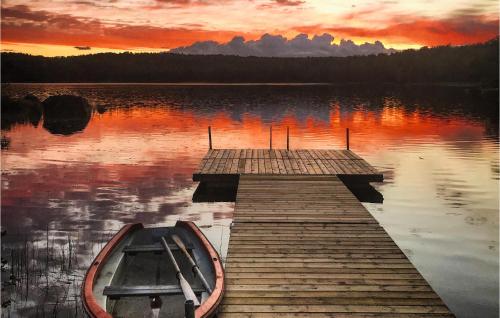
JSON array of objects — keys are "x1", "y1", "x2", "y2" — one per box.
[
  {"x1": 346, "y1": 128, "x2": 350, "y2": 150},
  {"x1": 270, "y1": 125, "x2": 273, "y2": 150},
  {"x1": 208, "y1": 126, "x2": 212, "y2": 150},
  {"x1": 286, "y1": 126, "x2": 290, "y2": 151}
]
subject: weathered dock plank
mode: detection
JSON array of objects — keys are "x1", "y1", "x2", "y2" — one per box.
[{"x1": 216, "y1": 174, "x2": 454, "y2": 317}]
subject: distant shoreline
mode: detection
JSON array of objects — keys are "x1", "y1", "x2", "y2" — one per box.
[{"x1": 2, "y1": 39, "x2": 497, "y2": 86}]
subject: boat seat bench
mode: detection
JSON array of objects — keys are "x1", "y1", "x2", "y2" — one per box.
[
  {"x1": 123, "y1": 243, "x2": 193, "y2": 254},
  {"x1": 103, "y1": 285, "x2": 204, "y2": 298}
]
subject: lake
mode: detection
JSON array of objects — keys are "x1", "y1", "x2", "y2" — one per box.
[{"x1": 1, "y1": 84, "x2": 498, "y2": 317}]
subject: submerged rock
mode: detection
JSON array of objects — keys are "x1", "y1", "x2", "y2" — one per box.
[
  {"x1": 96, "y1": 104, "x2": 107, "y2": 114},
  {"x1": 1, "y1": 94, "x2": 43, "y2": 130},
  {"x1": 42, "y1": 95, "x2": 91, "y2": 135}
]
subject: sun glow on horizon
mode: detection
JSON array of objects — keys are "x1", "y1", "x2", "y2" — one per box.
[{"x1": 1, "y1": 42, "x2": 169, "y2": 57}]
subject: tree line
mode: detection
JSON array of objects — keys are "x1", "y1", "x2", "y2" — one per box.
[{"x1": 1, "y1": 38, "x2": 498, "y2": 86}]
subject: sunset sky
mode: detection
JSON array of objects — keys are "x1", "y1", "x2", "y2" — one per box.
[{"x1": 1, "y1": 0, "x2": 498, "y2": 56}]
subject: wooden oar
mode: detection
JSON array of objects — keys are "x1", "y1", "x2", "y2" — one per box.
[
  {"x1": 160, "y1": 237, "x2": 200, "y2": 306},
  {"x1": 171, "y1": 234, "x2": 213, "y2": 294}
]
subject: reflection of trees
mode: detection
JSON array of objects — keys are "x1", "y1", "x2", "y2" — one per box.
[
  {"x1": 5, "y1": 84, "x2": 498, "y2": 136},
  {"x1": 54, "y1": 85, "x2": 500, "y2": 134}
]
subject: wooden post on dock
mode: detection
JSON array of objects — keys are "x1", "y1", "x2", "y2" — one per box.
[
  {"x1": 270, "y1": 125, "x2": 273, "y2": 149},
  {"x1": 286, "y1": 126, "x2": 290, "y2": 150},
  {"x1": 346, "y1": 128, "x2": 350, "y2": 150},
  {"x1": 208, "y1": 126, "x2": 212, "y2": 150}
]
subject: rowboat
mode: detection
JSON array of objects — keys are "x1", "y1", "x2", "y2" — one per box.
[{"x1": 82, "y1": 221, "x2": 224, "y2": 318}]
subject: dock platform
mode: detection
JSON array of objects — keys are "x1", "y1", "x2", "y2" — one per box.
[
  {"x1": 194, "y1": 149, "x2": 455, "y2": 317},
  {"x1": 193, "y1": 149, "x2": 383, "y2": 183}
]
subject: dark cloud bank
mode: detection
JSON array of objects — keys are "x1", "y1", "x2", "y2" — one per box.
[{"x1": 170, "y1": 33, "x2": 397, "y2": 57}]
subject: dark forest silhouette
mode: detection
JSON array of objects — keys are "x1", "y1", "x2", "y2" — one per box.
[{"x1": 1, "y1": 38, "x2": 498, "y2": 85}]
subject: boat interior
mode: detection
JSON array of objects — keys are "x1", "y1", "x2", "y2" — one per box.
[{"x1": 92, "y1": 226, "x2": 216, "y2": 318}]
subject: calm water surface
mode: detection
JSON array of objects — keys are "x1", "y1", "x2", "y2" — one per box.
[{"x1": 1, "y1": 84, "x2": 498, "y2": 317}]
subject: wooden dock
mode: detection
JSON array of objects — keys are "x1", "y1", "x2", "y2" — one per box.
[{"x1": 194, "y1": 149, "x2": 455, "y2": 317}]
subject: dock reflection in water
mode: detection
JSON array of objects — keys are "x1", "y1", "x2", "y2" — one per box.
[{"x1": 1, "y1": 84, "x2": 498, "y2": 317}]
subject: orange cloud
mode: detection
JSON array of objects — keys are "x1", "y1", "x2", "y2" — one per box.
[
  {"x1": 1, "y1": 5, "x2": 257, "y2": 50},
  {"x1": 144, "y1": 0, "x2": 222, "y2": 10},
  {"x1": 296, "y1": 15, "x2": 499, "y2": 46},
  {"x1": 270, "y1": 0, "x2": 304, "y2": 6}
]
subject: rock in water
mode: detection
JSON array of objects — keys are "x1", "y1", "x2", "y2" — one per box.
[
  {"x1": 42, "y1": 95, "x2": 91, "y2": 135},
  {"x1": 1, "y1": 94, "x2": 43, "y2": 130}
]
